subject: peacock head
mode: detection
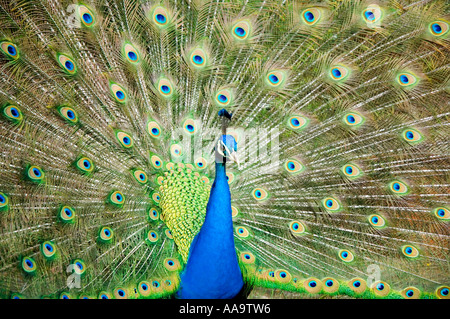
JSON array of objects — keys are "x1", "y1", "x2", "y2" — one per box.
[{"x1": 215, "y1": 134, "x2": 239, "y2": 166}]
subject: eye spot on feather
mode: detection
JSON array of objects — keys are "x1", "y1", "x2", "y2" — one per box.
[
  {"x1": 301, "y1": 8, "x2": 322, "y2": 25},
  {"x1": 110, "y1": 83, "x2": 127, "y2": 103},
  {"x1": 436, "y1": 286, "x2": 450, "y2": 299},
  {"x1": 164, "y1": 258, "x2": 181, "y2": 271},
  {"x1": 41, "y1": 241, "x2": 57, "y2": 260},
  {"x1": 343, "y1": 112, "x2": 365, "y2": 127},
  {"x1": 194, "y1": 157, "x2": 207, "y2": 170},
  {"x1": 322, "y1": 197, "x2": 342, "y2": 212},
  {"x1": 362, "y1": 5, "x2": 382, "y2": 24},
  {"x1": 59, "y1": 206, "x2": 76, "y2": 223},
  {"x1": 433, "y1": 207, "x2": 449, "y2": 220},
  {"x1": 0, "y1": 42, "x2": 19, "y2": 59},
  {"x1": 114, "y1": 288, "x2": 128, "y2": 299},
  {"x1": 123, "y1": 43, "x2": 140, "y2": 64},
  {"x1": 232, "y1": 20, "x2": 251, "y2": 40},
  {"x1": 289, "y1": 220, "x2": 306, "y2": 235},
  {"x1": 275, "y1": 270, "x2": 292, "y2": 283},
  {"x1": 145, "y1": 230, "x2": 159, "y2": 244},
  {"x1": 401, "y1": 245, "x2": 419, "y2": 258},
  {"x1": 78, "y1": 5, "x2": 96, "y2": 27},
  {"x1": 165, "y1": 229, "x2": 173, "y2": 239},
  {"x1": 0, "y1": 192, "x2": 9, "y2": 211},
  {"x1": 396, "y1": 72, "x2": 418, "y2": 88},
  {"x1": 98, "y1": 226, "x2": 114, "y2": 243},
  {"x1": 57, "y1": 54, "x2": 77, "y2": 74},
  {"x1": 368, "y1": 214, "x2": 386, "y2": 228},
  {"x1": 338, "y1": 249, "x2": 354, "y2": 262},
  {"x1": 72, "y1": 259, "x2": 86, "y2": 276},
  {"x1": 240, "y1": 251, "x2": 255, "y2": 264},
  {"x1": 183, "y1": 119, "x2": 197, "y2": 135},
  {"x1": 2, "y1": 105, "x2": 23, "y2": 123},
  {"x1": 304, "y1": 278, "x2": 322, "y2": 293},
  {"x1": 215, "y1": 89, "x2": 233, "y2": 107},
  {"x1": 322, "y1": 277, "x2": 339, "y2": 293},
  {"x1": 252, "y1": 188, "x2": 268, "y2": 201},
  {"x1": 266, "y1": 70, "x2": 286, "y2": 88},
  {"x1": 341, "y1": 163, "x2": 363, "y2": 179},
  {"x1": 148, "y1": 207, "x2": 160, "y2": 221},
  {"x1": 348, "y1": 278, "x2": 367, "y2": 294},
  {"x1": 21, "y1": 257, "x2": 37, "y2": 274},
  {"x1": 401, "y1": 287, "x2": 420, "y2": 299},
  {"x1": 115, "y1": 131, "x2": 133, "y2": 149},
  {"x1": 58, "y1": 106, "x2": 79, "y2": 124},
  {"x1": 429, "y1": 21, "x2": 449, "y2": 37},
  {"x1": 26, "y1": 165, "x2": 45, "y2": 183},
  {"x1": 372, "y1": 281, "x2": 390, "y2": 297},
  {"x1": 287, "y1": 115, "x2": 309, "y2": 130},
  {"x1": 152, "y1": 7, "x2": 170, "y2": 27},
  {"x1": 147, "y1": 121, "x2": 162, "y2": 138},
  {"x1": 138, "y1": 281, "x2": 151, "y2": 296},
  {"x1": 402, "y1": 128, "x2": 423, "y2": 144},
  {"x1": 235, "y1": 226, "x2": 250, "y2": 238},
  {"x1": 189, "y1": 48, "x2": 207, "y2": 69},
  {"x1": 284, "y1": 159, "x2": 305, "y2": 174},
  {"x1": 389, "y1": 180, "x2": 409, "y2": 195},
  {"x1": 329, "y1": 65, "x2": 349, "y2": 81}
]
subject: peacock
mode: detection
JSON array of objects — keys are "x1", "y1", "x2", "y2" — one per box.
[{"x1": 0, "y1": 0, "x2": 449, "y2": 300}]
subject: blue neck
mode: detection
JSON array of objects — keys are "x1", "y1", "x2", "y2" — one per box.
[{"x1": 177, "y1": 162, "x2": 244, "y2": 299}]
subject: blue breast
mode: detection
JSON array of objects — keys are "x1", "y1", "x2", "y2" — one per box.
[{"x1": 177, "y1": 162, "x2": 244, "y2": 299}]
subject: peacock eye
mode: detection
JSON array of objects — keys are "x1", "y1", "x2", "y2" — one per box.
[
  {"x1": 368, "y1": 214, "x2": 386, "y2": 228},
  {"x1": 58, "y1": 106, "x2": 79, "y2": 124},
  {"x1": 252, "y1": 188, "x2": 268, "y2": 201},
  {"x1": 164, "y1": 258, "x2": 180, "y2": 271},
  {"x1": 123, "y1": 43, "x2": 140, "y2": 64},
  {"x1": 343, "y1": 112, "x2": 365, "y2": 127},
  {"x1": 78, "y1": 5, "x2": 96, "y2": 27},
  {"x1": 284, "y1": 159, "x2": 305, "y2": 174},
  {"x1": 110, "y1": 83, "x2": 127, "y2": 103},
  {"x1": 147, "y1": 121, "x2": 162, "y2": 138},
  {"x1": 1, "y1": 41, "x2": 19, "y2": 59},
  {"x1": 232, "y1": 20, "x2": 251, "y2": 40},
  {"x1": 287, "y1": 115, "x2": 309, "y2": 130},
  {"x1": 99, "y1": 226, "x2": 114, "y2": 243},
  {"x1": 157, "y1": 78, "x2": 174, "y2": 98},
  {"x1": 2, "y1": 105, "x2": 23, "y2": 123},
  {"x1": 301, "y1": 8, "x2": 322, "y2": 25},
  {"x1": 433, "y1": 207, "x2": 449, "y2": 220},
  {"x1": 341, "y1": 163, "x2": 363, "y2": 179},
  {"x1": 72, "y1": 259, "x2": 86, "y2": 275},
  {"x1": 266, "y1": 70, "x2": 286, "y2": 88},
  {"x1": 152, "y1": 7, "x2": 170, "y2": 27},
  {"x1": 401, "y1": 245, "x2": 419, "y2": 258},
  {"x1": 436, "y1": 286, "x2": 450, "y2": 299},
  {"x1": 41, "y1": 241, "x2": 57, "y2": 260},
  {"x1": 27, "y1": 165, "x2": 45, "y2": 183},
  {"x1": 183, "y1": 119, "x2": 197, "y2": 135},
  {"x1": 396, "y1": 72, "x2": 418, "y2": 88},
  {"x1": 235, "y1": 226, "x2": 250, "y2": 238},
  {"x1": 21, "y1": 257, "x2": 37, "y2": 274},
  {"x1": 133, "y1": 170, "x2": 148, "y2": 184},
  {"x1": 0, "y1": 192, "x2": 9, "y2": 210},
  {"x1": 362, "y1": 5, "x2": 382, "y2": 24},
  {"x1": 389, "y1": 180, "x2": 409, "y2": 195},
  {"x1": 189, "y1": 48, "x2": 207, "y2": 69},
  {"x1": 402, "y1": 128, "x2": 423, "y2": 144},
  {"x1": 329, "y1": 65, "x2": 349, "y2": 81},
  {"x1": 215, "y1": 89, "x2": 233, "y2": 107},
  {"x1": 57, "y1": 54, "x2": 77, "y2": 74},
  {"x1": 429, "y1": 21, "x2": 449, "y2": 37},
  {"x1": 338, "y1": 249, "x2": 354, "y2": 262},
  {"x1": 322, "y1": 197, "x2": 342, "y2": 212},
  {"x1": 115, "y1": 131, "x2": 133, "y2": 148},
  {"x1": 289, "y1": 220, "x2": 306, "y2": 235}
]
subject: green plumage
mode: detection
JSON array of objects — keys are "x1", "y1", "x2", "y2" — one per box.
[{"x1": 0, "y1": 0, "x2": 449, "y2": 299}]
